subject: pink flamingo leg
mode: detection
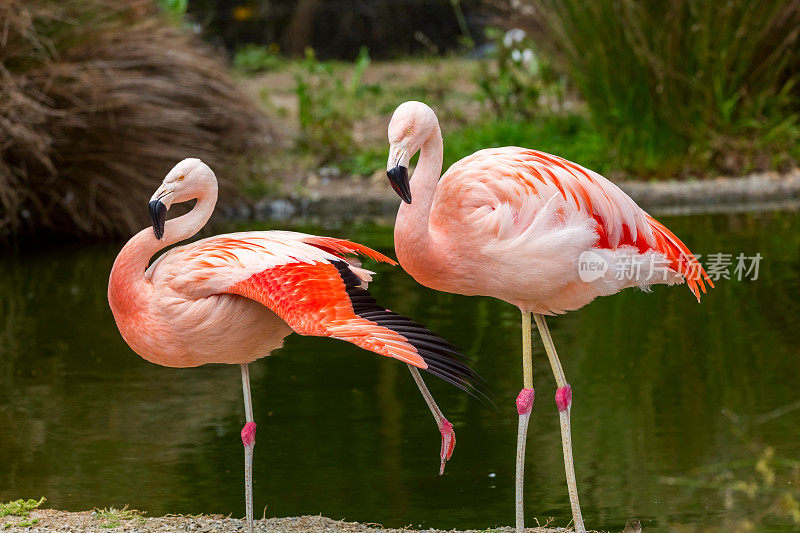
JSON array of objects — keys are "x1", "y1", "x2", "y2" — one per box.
[
  {"x1": 515, "y1": 311, "x2": 535, "y2": 533},
  {"x1": 515, "y1": 388, "x2": 535, "y2": 533},
  {"x1": 533, "y1": 315, "x2": 586, "y2": 533},
  {"x1": 408, "y1": 365, "x2": 456, "y2": 474},
  {"x1": 240, "y1": 363, "x2": 256, "y2": 533}
]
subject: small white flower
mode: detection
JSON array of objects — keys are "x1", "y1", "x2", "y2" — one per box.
[
  {"x1": 521, "y1": 48, "x2": 534, "y2": 65},
  {"x1": 503, "y1": 28, "x2": 526, "y2": 48},
  {"x1": 520, "y1": 48, "x2": 540, "y2": 74}
]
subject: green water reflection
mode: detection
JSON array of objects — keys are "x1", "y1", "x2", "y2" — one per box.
[{"x1": 1, "y1": 211, "x2": 799, "y2": 531}]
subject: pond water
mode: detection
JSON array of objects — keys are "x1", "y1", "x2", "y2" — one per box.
[{"x1": 1, "y1": 211, "x2": 799, "y2": 532}]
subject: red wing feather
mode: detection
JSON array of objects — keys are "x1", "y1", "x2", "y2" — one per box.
[
  {"x1": 646, "y1": 215, "x2": 714, "y2": 301},
  {"x1": 225, "y1": 261, "x2": 424, "y2": 367},
  {"x1": 225, "y1": 259, "x2": 483, "y2": 393},
  {"x1": 302, "y1": 236, "x2": 398, "y2": 265}
]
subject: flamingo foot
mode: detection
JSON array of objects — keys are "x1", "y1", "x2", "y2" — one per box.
[{"x1": 438, "y1": 419, "x2": 456, "y2": 475}]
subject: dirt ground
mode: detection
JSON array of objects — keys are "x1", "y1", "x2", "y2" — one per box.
[{"x1": 0, "y1": 510, "x2": 590, "y2": 532}]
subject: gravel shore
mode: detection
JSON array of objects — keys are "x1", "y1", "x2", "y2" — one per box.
[{"x1": 0, "y1": 511, "x2": 584, "y2": 533}]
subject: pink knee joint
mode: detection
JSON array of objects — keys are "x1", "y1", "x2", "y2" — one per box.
[
  {"x1": 516, "y1": 388, "x2": 535, "y2": 415},
  {"x1": 241, "y1": 421, "x2": 257, "y2": 447},
  {"x1": 555, "y1": 385, "x2": 572, "y2": 412}
]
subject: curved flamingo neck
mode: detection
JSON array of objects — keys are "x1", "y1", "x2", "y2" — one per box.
[
  {"x1": 108, "y1": 185, "x2": 218, "y2": 315},
  {"x1": 161, "y1": 185, "x2": 218, "y2": 247},
  {"x1": 395, "y1": 122, "x2": 443, "y2": 259}
]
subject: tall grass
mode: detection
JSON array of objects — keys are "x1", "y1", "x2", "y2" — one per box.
[
  {"x1": 531, "y1": 0, "x2": 800, "y2": 177},
  {"x1": 0, "y1": 0, "x2": 275, "y2": 240}
]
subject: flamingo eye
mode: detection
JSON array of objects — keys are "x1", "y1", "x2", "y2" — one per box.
[
  {"x1": 178, "y1": 175, "x2": 185, "y2": 181},
  {"x1": 406, "y1": 127, "x2": 413, "y2": 135}
]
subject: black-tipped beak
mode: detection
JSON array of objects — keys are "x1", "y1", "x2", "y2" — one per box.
[
  {"x1": 149, "y1": 199, "x2": 167, "y2": 240},
  {"x1": 387, "y1": 165, "x2": 411, "y2": 204}
]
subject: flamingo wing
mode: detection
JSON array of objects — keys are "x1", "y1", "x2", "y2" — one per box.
[
  {"x1": 435, "y1": 147, "x2": 713, "y2": 300},
  {"x1": 150, "y1": 231, "x2": 478, "y2": 391}
]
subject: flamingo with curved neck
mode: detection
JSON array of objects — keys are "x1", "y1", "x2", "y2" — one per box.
[
  {"x1": 108, "y1": 158, "x2": 482, "y2": 532},
  {"x1": 385, "y1": 101, "x2": 713, "y2": 532}
]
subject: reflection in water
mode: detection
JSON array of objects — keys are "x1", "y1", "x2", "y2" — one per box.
[
  {"x1": 662, "y1": 402, "x2": 800, "y2": 532},
  {"x1": 1, "y1": 211, "x2": 799, "y2": 532}
]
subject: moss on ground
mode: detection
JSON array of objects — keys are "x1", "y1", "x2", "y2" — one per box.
[
  {"x1": 92, "y1": 507, "x2": 146, "y2": 528},
  {"x1": 0, "y1": 497, "x2": 46, "y2": 529}
]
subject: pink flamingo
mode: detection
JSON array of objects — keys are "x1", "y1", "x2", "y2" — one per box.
[
  {"x1": 384, "y1": 101, "x2": 713, "y2": 532},
  {"x1": 107, "y1": 159, "x2": 479, "y2": 533}
]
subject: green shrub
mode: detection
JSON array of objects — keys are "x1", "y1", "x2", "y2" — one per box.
[
  {"x1": 476, "y1": 27, "x2": 564, "y2": 120},
  {"x1": 0, "y1": 498, "x2": 45, "y2": 518},
  {"x1": 444, "y1": 114, "x2": 608, "y2": 172},
  {"x1": 530, "y1": 0, "x2": 800, "y2": 176},
  {"x1": 155, "y1": 0, "x2": 187, "y2": 23},
  {"x1": 92, "y1": 507, "x2": 145, "y2": 528},
  {"x1": 294, "y1": 47, "x2": 371, "y2": 164},
  {"x1": 340, "y1": 149, "x2": 385, "y2": 178},
  {"x1": 234, "y1": 43, "x2": 283, "y2": 75},
  {"x1": 0, "y1": 497, "x2": 45, "y2": 528}
]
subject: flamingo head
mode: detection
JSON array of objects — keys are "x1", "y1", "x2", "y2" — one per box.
[
  {"x1": 149, "y1": 158, "x2": 216, "y2": 239},
  {"x1": 386, "y1": 101, "x2": 439, "y2": 204}
]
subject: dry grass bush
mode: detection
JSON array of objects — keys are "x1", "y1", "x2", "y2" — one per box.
[{"x1": 0, "y1": 0, "x2": 276, "y2": 240}]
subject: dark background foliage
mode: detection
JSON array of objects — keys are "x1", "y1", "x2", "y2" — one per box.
[{"x1": 188, "y1": 0, "x2": 486, "y2": 59}]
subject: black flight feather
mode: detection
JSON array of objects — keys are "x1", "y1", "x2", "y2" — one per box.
[{"x1": 330, "y1": 259, "x2": 489, "y2": 400}]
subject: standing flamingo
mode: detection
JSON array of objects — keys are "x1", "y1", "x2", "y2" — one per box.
[
  {"x1": 384, "y1": 101, "x2": 713, "y2": 532},
  {"x1": 107, "y1": 158, "x2": 480, "y2": 533}
]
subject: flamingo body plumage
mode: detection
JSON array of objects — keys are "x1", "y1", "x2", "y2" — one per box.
[
  {"x1": 111, "y1": 230, "x2": 435, "y2": 369},
  {"x1": 108, "y1": 158, "x2": 479, "y2": 533},
  {"x1": 398, "y1": 146, "x2": 710, "y2": 314},
  {"x1": 385, "y1": 101, "x2": 713, "y2": 532}
]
